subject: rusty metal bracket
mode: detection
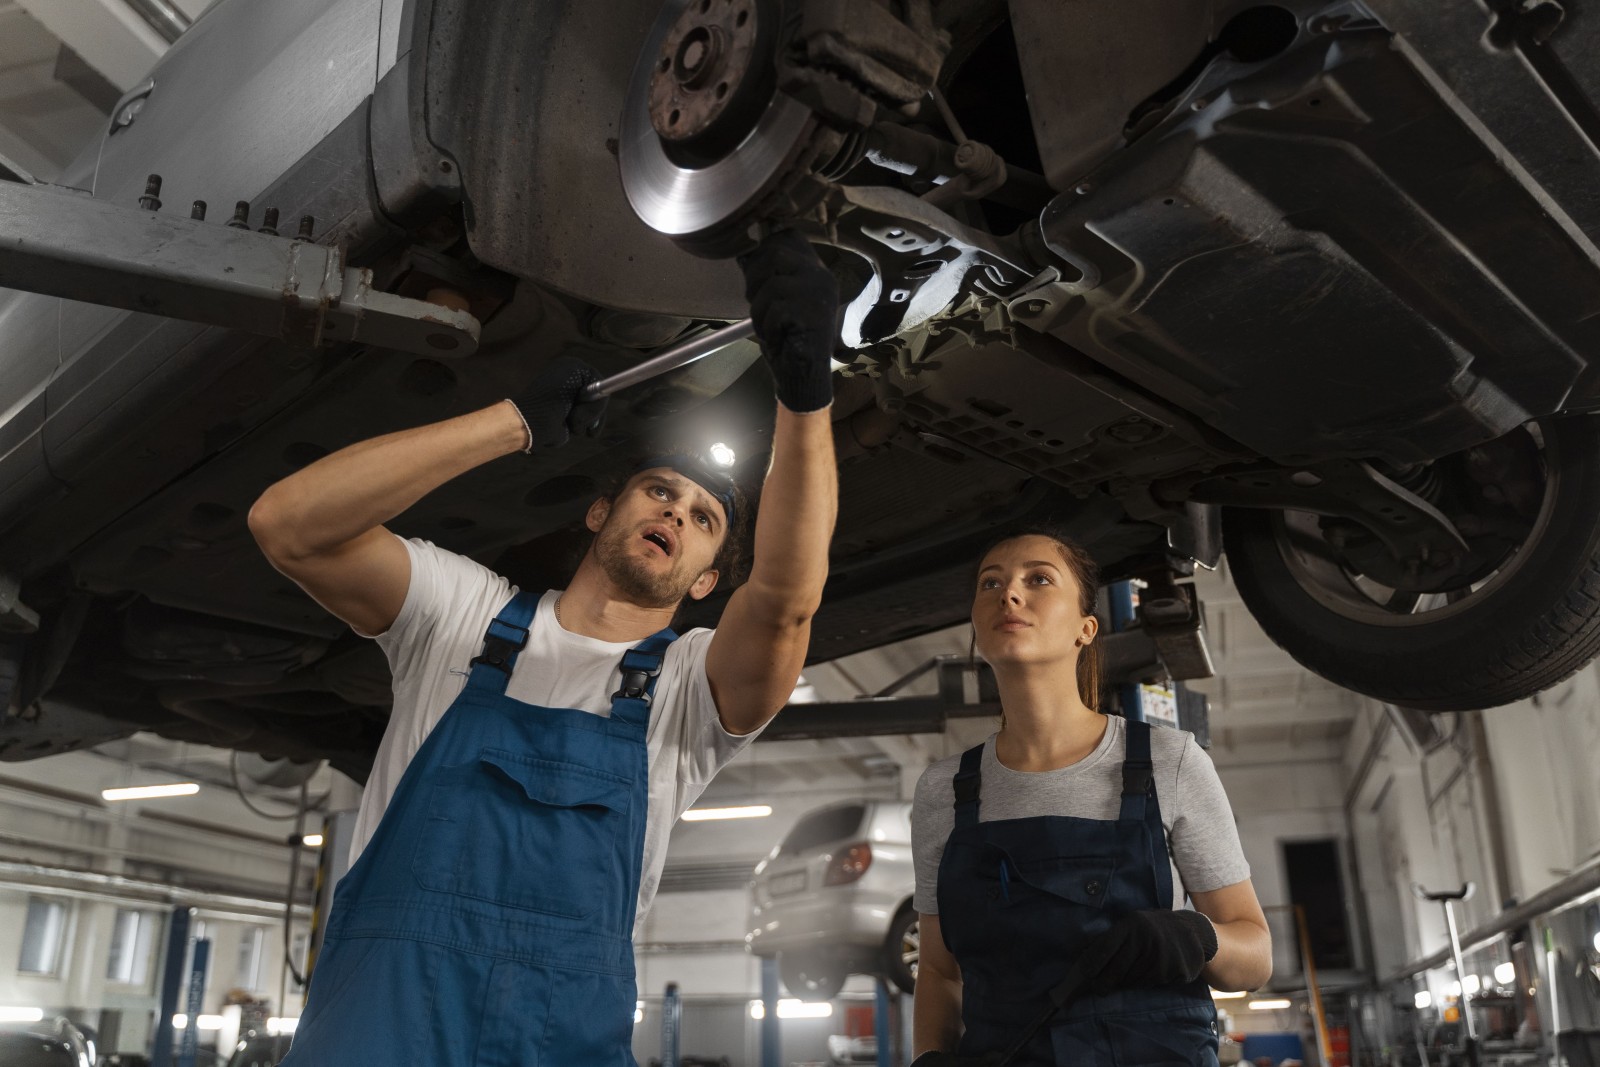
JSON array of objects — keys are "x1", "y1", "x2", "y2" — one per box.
[{"x1": 0, "y1": 174, "x2": 479, "y2": 357}]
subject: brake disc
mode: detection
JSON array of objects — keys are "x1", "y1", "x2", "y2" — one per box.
[{"x1": 619, "y1": 0, "x2": 833, "y2": 256}]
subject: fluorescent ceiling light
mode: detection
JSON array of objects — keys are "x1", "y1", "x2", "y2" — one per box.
[
  {"x1": 682, "y1": 805, "x2": 772, "y2": 822},
  {"x1": 266, "y1": 1018, "x2": 299, "y2": 1035},
  {"x1": 172, "y1": 1014, "x2": 224, "y2": 1031},
  {"x1": 749, "y1": 999, "x2": 833, "y2": 1020},
  {"x1": 103, "y1": 783, "x2": 199, "y2": 801},
  {"x1": 1249, "y1": 999, "x2": 1292, "y2": 1011},
  {"x1": 1210, "y1": 990, "x2": 1246, "y2": 999},
  {"x1": 0, "y1": 1007, "x2": 44, "y2": 1023},
  {"x1": 300, "y1": 834, "x2": 324, "y2": 848},
  {"x1": 1494, "y1": 962, "x2": 1515, "y2": 986},
  {"x1": 1593, "y1": 931, "x2": 1600, "y2": 954},
  {"x1": 1414, "y1": 991, "x2": 1433, "y2": 1009}
]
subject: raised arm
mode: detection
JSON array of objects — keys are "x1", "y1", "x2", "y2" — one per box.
[
  {"x1": 248, "y1": 359, "x2": 602, "y2": 636},
  {"x1": 705, "y1": 231, "x2": 840, "y2": 733}
]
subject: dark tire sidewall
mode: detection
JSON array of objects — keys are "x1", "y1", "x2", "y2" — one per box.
[{"x1": 1221, "y1": 416, "x2": 1600, "y2": 710}]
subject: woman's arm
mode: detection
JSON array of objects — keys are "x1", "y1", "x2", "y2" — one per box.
[
  {"x1": 912, "y1": 913, "x2": 964, "y2": 1056},
  {"x1": 1191, "y1": 879, "x2": 1273, "y2": 991}
]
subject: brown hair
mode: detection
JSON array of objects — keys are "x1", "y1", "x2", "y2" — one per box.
[{"x1": 972, "y1": 525, "x2": 1103, "y2": 710}]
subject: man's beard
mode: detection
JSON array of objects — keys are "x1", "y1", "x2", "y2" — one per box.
[{"x1": 594, "y1": 523, "x2": 697, "y2": 608}]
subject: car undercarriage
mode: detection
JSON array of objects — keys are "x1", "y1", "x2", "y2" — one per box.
[{"x1": 3, "y1": 0, "x2": 1600, "y2": 778}]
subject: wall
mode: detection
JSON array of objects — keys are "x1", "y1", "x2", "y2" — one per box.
[
  {"x1": 0, "y1": 746, "x2": 328, "y2": 1057},
  {"x1": 1342, "y1": 665, "x2": 1600, "y2": 1039}
]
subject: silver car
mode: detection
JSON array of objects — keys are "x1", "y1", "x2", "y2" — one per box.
[{"x1": 747, "y1": 800, "x2": 918, "y2": 1000}]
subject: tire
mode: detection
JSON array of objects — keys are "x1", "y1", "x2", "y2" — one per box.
[
  {"x1": 1221, "y1": 415, "x2": 1600, "y2": 711},
  {"x1": 882, "y1": 907, "x2": 919, "y2": 995},
  {"x1": 779, "y1": 952, "x2": 846, "y2": 1001}
]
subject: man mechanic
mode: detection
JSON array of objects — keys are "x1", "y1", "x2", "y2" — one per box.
[{"x1": 249, "y1": 231, "x2": 840, "y2": 1065}]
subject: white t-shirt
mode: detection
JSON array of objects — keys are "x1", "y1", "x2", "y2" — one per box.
[{"x1": 353, "y1": 536, "x2": 760, "y2": 926}]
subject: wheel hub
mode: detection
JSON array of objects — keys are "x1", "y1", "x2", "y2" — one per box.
[
  {"x1": 620, "y1": 0, "x2": 833, "y2": 255},
  {"x1": 648, "y1": 0, "x2": 760, "y2": 148}
]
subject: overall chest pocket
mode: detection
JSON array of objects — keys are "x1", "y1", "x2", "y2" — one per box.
[{"x1": 412, "y1": 749, "x2": 633, "y2": 920}]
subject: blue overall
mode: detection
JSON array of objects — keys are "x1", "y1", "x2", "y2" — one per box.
[
  {"x1": 935, "y1": 720, "x2": 1220, "y2": 1067},
  {"x1": 282, "y1": 591, "x2": 675, "y2": 1066}
]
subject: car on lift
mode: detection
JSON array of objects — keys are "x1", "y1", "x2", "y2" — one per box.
[
  {"x1": 3, "y1": 0, "x2": 1600, "y2": 777},
  {"x1": 746, "y1": 800, "x2": 918, "y2": 1000}
]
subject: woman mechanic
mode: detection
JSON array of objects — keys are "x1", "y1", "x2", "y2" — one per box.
[{"x1": 911, "y1": 529, "x2": 1273, "y2": 1066}]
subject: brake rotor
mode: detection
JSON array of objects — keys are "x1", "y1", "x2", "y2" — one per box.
[{"x1": 620, "y1": 0, "x2": 831, "y2": 256}]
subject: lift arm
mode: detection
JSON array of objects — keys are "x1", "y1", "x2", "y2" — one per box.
[{"x1": 0, "y1": 164, "x2": 479, "y2": 357}]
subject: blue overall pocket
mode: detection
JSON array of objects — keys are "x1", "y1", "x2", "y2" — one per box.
[{"x1": 413, "y1": 749, "x2": 632, "y2": 919}]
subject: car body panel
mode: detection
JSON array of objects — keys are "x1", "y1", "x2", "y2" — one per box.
[{"x1": 746, "y1": 801, "x2": 914, "y2": 961}]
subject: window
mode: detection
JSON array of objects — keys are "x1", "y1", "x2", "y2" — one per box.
[
  {"x1": 106, "y1": 909, "x2": 158, "y2": 985},
  {"x1": 18, "y1": 897, "x2": 69, "y2": 976},
  {"x1": 234, "y1": 927, "x2": 265, "y2": 990},
  {"x1": 779, "y1": 805, "x2": 866, "y2": 855}
]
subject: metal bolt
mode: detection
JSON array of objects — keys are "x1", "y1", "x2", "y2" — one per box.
[
  {"x1": 298, "y1": 215, "x2": 315, "y2": 239},
  {"x1": 138, "y1": 174, "x2": 162, "y2": 211},
  {"x1": 1074, "y1": 182, "x2": 1093, "y2": 195},
  {"x1": 226, "y1": 201, "x2": 250, "y2": 229},
  {"x1": 1023, "y1": 300, "x2": 1048, "y2": 315},
  {"x1": 259, "y1": 208, "x2": 279, "y2": 236},
  {"x1": 1190, "y1": 98, "x2": 1209, "y2": 111},
  {"x1": 190, "y1": 200, "x2": 207, "y2": 221}
]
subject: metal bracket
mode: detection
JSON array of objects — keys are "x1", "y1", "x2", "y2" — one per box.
[
  {"x1": 0, "y1": 177, "x2": 479, "y2": 357},
  {"x1": 815, "y1": 184, "x2": 1033, "y2": 345},
  {"x1": 0, "y1": 573, "x2": 40, "y2": 635}
]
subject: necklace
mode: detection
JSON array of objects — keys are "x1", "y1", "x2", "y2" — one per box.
[{"x1": 555, "y1": 595, "x2": 564, "y2": 626}]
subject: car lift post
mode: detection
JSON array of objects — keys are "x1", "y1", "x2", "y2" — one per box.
[
  {"x1": 760, "y1": 957, "x2": 781, "y2": 1067},
  {"x1": 150, "y1": 905, "x2": 192, "y2": 1067},
  {"x1": 874, "y1": 976, "x2": 893, "y2": 1067},
  {"x1": 660, "y1": 981, "x2": 681, "y2": 1067},
  {"x1": 1109, "y1": 581, "x2": 1145, "y2": 722}
]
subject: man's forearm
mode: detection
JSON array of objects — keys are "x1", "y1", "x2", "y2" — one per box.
[
  {"x1": 251, "y1": 402, "x2": 526, "y2": 559},
  {"x1": 1203, "y1": 918, "x2": 1273, "y2": 991},
  {"x1": 912, "y1": 969, "x2": 963, "y2": 1056},
  {"x1": 743, "y1": 405, "x2": 837, "y2": 614}
]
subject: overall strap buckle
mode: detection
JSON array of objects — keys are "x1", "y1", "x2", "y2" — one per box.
[
  {"x1": 469, "y1": 618, "x2": 530, "y2": 676},
  {"x1": 613, "y1": 646, "x2": 666, "y2": 706},
  {"x1": 1121, "y1": 759, "x2": 1155, "y2": 798},
  {"x1": 1121, "y1": 717, "x2": 1155, "y2": 797},
  {"x1": 951, "y1": 743, "x2": 984, "y2": 828}
]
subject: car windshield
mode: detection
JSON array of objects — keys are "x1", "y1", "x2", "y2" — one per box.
[
  {"x1": 779, "y1": 805, "x2": 865, "y2": 855},
  {"x1": 0, "y1": 1032, "x2": 77, "y2": 1067}
]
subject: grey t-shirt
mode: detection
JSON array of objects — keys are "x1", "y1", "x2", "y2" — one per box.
[{"x1": 912, "y1": 715, "x2": 1250, "y2": 914}]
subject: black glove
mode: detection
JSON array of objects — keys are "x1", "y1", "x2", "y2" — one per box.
[
  {"x1": 507, "y1": 355, "x2": 607, "y2": 450},
  {"x1": 1075, "y1": 909, "x2": 1217, "y2": 993},
  {"x1": 737, "y1": 229, "x2": 840, "y2": 413}
]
